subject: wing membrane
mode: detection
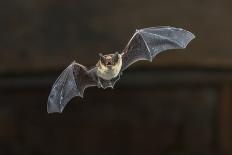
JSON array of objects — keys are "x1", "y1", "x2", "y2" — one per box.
[
  {"x1": 47, "y1": 62, "x2": 98, "y2": 113},
  {"x1": 121, "y1": 26, "x2": 195, "y2": 71}
]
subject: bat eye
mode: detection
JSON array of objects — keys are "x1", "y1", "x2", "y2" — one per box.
[{"x1": 101, "y1": 59, "x2": 107, "y2": 66}]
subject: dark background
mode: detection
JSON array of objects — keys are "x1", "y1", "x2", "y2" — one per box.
[{"x1": 0, "y1": 0, "x2": 232, "y2": 155}]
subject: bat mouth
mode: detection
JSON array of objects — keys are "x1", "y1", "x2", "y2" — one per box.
[{"x1": 106, "y1": 62, "x2": 114, "y2": 66}]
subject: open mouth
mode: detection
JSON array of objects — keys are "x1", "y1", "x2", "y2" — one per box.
[{"x1": 106, "y1": 62, "x2": 113, "y2": 66}]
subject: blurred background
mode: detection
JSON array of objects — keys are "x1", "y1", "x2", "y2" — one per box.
[{"x1": 0, "y1": 0, "x2": 232, "y2": 154}]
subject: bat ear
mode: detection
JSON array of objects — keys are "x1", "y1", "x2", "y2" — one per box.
[
  {"x1": 112, "y1": 52, "x2": 119, "y2": 62},
  {"x1": 99, "y1": 53, "x2": 103, "y2": 57},
  {"x1": 99, "y1": 53, "x2": 105, "y2": 63}
]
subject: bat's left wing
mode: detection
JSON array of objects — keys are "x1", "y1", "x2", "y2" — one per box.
[
  {"x1": 47, "y1": 61, "x2": 99, "y2": 113},
  {"x1": 121, "y1": 26, "x2": 195, "y2": 71}
]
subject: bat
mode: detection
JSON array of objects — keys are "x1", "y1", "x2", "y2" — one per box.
[{"x1": 47, "y1": 26, "x2": 195, "y2": 113}]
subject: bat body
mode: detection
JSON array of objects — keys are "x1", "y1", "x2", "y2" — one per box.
[
  {"x1": 96, "y1": 53, "x2": 122, "y2": 80},
  {"x1": 47, "y1": 26, "x2": 195, "y2": 113}
]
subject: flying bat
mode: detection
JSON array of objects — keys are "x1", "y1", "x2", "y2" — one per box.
[{"x1": 47, "y1": 26, "x2": 195, "y2": 113}]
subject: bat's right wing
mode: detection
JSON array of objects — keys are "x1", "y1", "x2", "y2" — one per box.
[
  {"x1": 47, "y1": 61, "x2": 98, "y2": 113},
  {"x1": 121, "y1": 26, "x2": 195, "y2": 71}
]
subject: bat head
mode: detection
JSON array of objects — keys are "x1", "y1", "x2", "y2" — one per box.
[
  {"x1": 97, "y1": 52, "x2": 122, "y2": 80},
  {"x1": 98, "y1": 52, "x2": 120, "y2": 69}
]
